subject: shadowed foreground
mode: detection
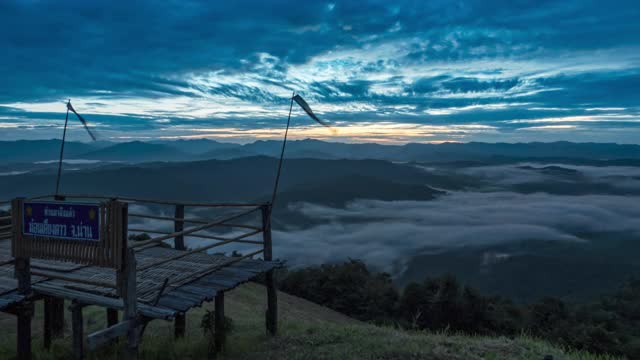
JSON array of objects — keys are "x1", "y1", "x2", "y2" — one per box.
[{"x1": 0, "y1": 283, "x2": 616, "y2": 360}]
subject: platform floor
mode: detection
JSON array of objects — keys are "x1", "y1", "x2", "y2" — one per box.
[{"x1": 0, "y1": 239, "x2": 278, "y2": 318}]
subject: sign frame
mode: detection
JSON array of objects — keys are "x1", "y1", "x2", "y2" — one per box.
[
  {"x1": 12, "y1": 198, "x2": 127, "y2": 270},
  {"x1": 21, "y1": 201, "x2": 102, "y2": 243}
]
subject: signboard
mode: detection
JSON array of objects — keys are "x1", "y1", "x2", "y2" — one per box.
[{"x1": 22, "y1": 201, "x2": 101, "y2": 241}]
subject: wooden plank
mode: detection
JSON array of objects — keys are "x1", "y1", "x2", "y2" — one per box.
[
  {"x1": 33, "y1": 282, "x2": 175, "y2": 319},
  {"x1": 86, "y1": 320, "x2": 131, "y2": 350}
]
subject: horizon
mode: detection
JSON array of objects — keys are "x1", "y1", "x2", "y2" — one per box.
[
  {"x1": 5, "y1": 137, "x2": 640, "y2": 147},
  {"x1": 1, "y1": 1, "x2": 639, "y2": 144}
]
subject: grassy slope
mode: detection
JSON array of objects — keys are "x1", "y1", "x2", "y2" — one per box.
[{"x1": 0, "y1": 283, "x2": 618, "y2": 360}]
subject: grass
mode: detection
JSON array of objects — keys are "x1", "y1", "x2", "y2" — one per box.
[{"x1": 0, "y1": 283, "x2": 621, "y2": 360}]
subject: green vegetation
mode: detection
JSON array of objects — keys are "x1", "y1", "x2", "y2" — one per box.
[
  {"x1": 280, "y1": 260, "x2": 639, "y2": 359},
  {"x1": 0, "y1": 283, "x2": 613, "y2": 359}
]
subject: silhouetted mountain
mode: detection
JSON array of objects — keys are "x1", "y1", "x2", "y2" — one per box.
[
  {"x1": 78, "y1": 141, "x2": 190, "y2": 162},
  {"x1": 4, "y1": 139, "x2": 640, "y2": 164},
  {"x1": 0, "y1": 157, "x2": 439, "y2": 204},
  {"x1": 0, "y1": 139, "x2": 102, "y2": 162},
  {"x1": 152, "y1": 139, "x2": 238, "y2": 154}
]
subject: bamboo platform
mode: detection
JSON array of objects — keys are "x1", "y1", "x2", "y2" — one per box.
[
  {"x1": 0, "y1": 194, "x2": 280, "y2": 359},
  {"x1": 0, "y1": 239, "x2": 279, "y2": 317}
]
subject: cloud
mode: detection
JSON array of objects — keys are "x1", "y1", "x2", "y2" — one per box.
[
  {"x1": 273, "y1": 190, "x2": 640, "y2": 273},
  {"x1": 1, "y1": 0, "x2": 639, "y2": 143}
]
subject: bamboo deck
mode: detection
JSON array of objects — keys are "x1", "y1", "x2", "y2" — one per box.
[{"x1": 0, "y1": 239, "x2": 279, "y2": 317}]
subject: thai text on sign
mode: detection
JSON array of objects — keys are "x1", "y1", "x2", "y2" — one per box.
[{"x1": 22, "y1": 201, "x2": 101, "y2": 241}]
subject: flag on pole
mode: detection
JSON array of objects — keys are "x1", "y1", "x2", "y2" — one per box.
[
  {"x1": 67, "y1": 101, "x2": 97, "y2": 140},
  {"x1": 292, "y1": 94, "x2": 333, "y2": 129}
]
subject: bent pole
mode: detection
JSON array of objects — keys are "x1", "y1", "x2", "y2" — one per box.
[
  {"x1": 270, "y1": 92, "x2": 295, "y2": 207},
  {"x1": 54, "y1": 100, "x2": 71, "y2": 198}
]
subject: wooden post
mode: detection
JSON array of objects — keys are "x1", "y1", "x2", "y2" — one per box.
[
  {"x1": 174, "y1": 204, "x2": 185, "y2": 250},
  {"x1": 16, "y1": 257, "x2": 33, "y2": 360},
  {"x1": 214, "y1": 292, "x2": 225, "y2": 353},
  {"x1": 43, "y1": 297, "x2": 65, "y2": 349},
  {"x1": 174, "y1": 204, "x2": 186, "y2": 338},
  {"x1": 106, "y1": 308, "x2": 119, "y2": 346},
  {"x1": 43, "y1": 297, "x2": 53, "y2": 350},
  {"x1": 261, "y1": 205, "x2": 277, "y2": 335},
  {"x1": 119, "y1": 248, "x2": 138, "y2": 360},
  {"x1": 107, "y1": 308, "x2": 118, "y2": 327},
  {"x1": 51, "y1": 298, "x2": 65, "y2": 338},
  {"x1": 13, "y1": 198, "x2": 33, "y2": 360},
  {"x1": 116, "y1": 201, "x2": 138, "y2": 360},
  {"x1": 69, "y1": 301, "x2": 84, "y2": 360}
]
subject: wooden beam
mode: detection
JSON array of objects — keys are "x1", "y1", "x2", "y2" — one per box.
[{"x1": 86, "y1": 320, "x2": 131, "y2": 351}]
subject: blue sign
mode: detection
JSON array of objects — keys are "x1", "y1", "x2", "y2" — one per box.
[{"x1": 22, "y1": 201, "x2": 101, "y2": 241}]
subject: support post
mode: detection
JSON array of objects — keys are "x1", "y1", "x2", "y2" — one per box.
[
  {"x1": 70, "y1": 301, "x2": 84, "y2": 360},
  {"x1": 174, "y1": 313, "x2": 186, "y2": 339},
  {"x1": 119, "y1": 248, "x2": 138, "y2": 360},
  {"x1": 43, "y1": 297, "x2": 65, "y2": 349},
  {"x1": 13, "y1": 198, "x2": 33, "y2": 360},
  {"x1": 117, "y1": 201, "x2": 138, "y2": 360},
  {"x1": 214, "y1": 292, "x2": 225, "y2": 354},
  {"x1": 261, "y1": 204, "x2": 277, "y2": 335},
  {"x1": 174, "y1": 204, "x2": 185, "y2": 250},
  {"x1": 51, "y1": 298, "x2": 65, "y2": 338},
  {"x1": 16, "y1": 257, "x2": 32, "y2": 360},
  {"x1": 107, "y1": 308, "x2": 118, "y2": 327},
  {"x1": 43, "y1": 297, "x2": 53, "y2": 350},
  {"x1": 173, "y1": 204, "x2": 186, "y2": 338}
]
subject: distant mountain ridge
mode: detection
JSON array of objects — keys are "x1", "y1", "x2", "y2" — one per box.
[{"x1": 3, "y1": 139, "x2": 640, "y2": 164}]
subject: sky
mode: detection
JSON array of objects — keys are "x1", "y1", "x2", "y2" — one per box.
[{"x1": 1, "y1": 0, "x2": 639, "y2": 144}]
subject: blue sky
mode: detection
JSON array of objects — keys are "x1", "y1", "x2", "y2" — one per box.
[{"x1": 1, "y1": 0, "x2": 639, "y2": 144}]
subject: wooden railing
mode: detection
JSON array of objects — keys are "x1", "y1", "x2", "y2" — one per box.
[
  {"x1": 25, "y1": 193, "x2": 272, "y2": 262},
  {"x1": 0, "y1": 200, "x2": 11, "y2": 241}
]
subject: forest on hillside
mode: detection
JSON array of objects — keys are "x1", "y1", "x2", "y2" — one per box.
[{"x1": 277, "y1": 260, "x2": 640, "y2": 359}]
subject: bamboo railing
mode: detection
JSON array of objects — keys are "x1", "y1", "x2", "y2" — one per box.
[{"x1": 1, "y1": 194, "x2": 273, "y2": 290}]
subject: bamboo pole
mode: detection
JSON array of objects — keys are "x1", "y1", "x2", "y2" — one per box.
[
  {"x1": 33, "y1": 194, "x2": 265, "y2": 208},
  {"x1": 128, "y1": 228, "x2": 263, "y2": 245},
  {"x1": 137, "y1": 229, "x2": 261, "y2": 272},
  {"x1": 127, "y1": 213, "x2": 262, "y2": 231},
  {"x1": 129, "y1": 207, "x2": 260, "y2": 249},
  {"x1": 30, "y1": 270, "x2": 117, "y2": 289}
]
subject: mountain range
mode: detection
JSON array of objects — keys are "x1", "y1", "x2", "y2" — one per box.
[{"x1": 4, "y1": 139, "x2": 640, "y2": 164}]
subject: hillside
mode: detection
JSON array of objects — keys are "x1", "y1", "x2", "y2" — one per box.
[
  {"x1": 0, "y1": 283, "x2": 612, "y2": 360},
  {"x1": 0, "y1": 157, "x2": 441, "y2": 204}
]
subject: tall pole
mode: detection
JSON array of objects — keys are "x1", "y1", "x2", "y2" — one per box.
[
  {"x1": 270, "y1": 92, "x2": 295, "y2": 207},
  {"x1": 55, "y1": 100, "x2": 71, "y2": 198}
]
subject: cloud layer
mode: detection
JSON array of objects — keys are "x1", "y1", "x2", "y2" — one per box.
[
  {"x1": 1, "y1": 0, "x2": 639, "y2": 143},
  {"x1": 274, "y1": 191, "x2": 640, "y2": 273}
]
